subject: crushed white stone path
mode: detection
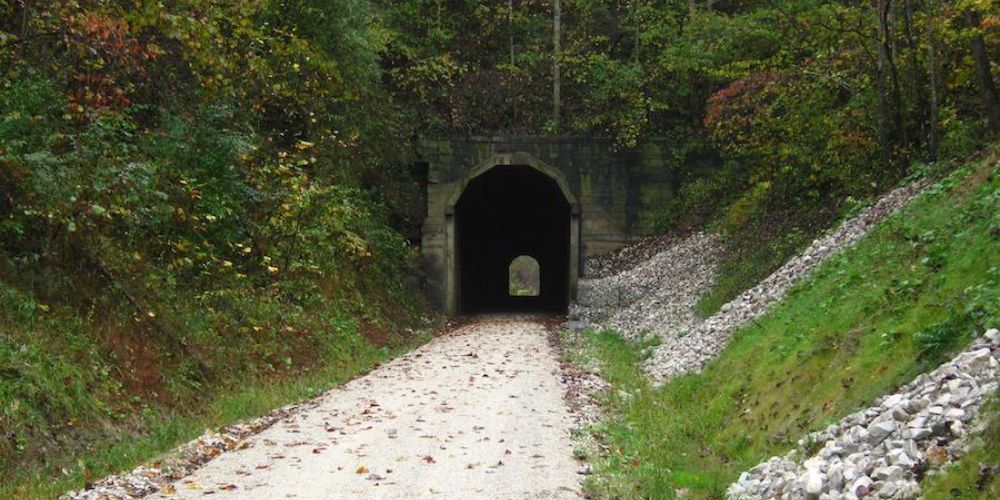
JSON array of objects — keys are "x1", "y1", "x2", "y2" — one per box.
[{"x1": 140, "y1": 317, "x2": 581, "y2": 500}]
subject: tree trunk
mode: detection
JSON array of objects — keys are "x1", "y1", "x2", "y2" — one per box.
[
  {"x1": 884, "y1": 1, "x2": 905, "y2": 141},
  {"x1": 902, "y1": 0, "x2": 928, "y2": 149},
  {"x1": 875, "y1": 0, "x2": 904, "y2": 169},
  {"x1": 965, "y1": 9, "x2": 1000, "y2": 134},
  {"x1": 633, "y1": 1, "x2": 641, "y2": 63},
  {"x1": 508, "y1": 0, "x2": 514, "y2": 67},
  {"x1": 20, "y1": 0, "x2": 31, "y2": 37},
  {"x1": 553, "y1": 0, "x2": 561, "y2": 132},
  {"x1": 926, "y1": 0, "x2": 939, "y2": 160}
]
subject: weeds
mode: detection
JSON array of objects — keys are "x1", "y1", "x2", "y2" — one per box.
[{"x1": 579, "y1": 154, "x2": 999, "y2": 498}]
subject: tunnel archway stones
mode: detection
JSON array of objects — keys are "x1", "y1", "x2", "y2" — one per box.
[
  {"x1": 443, "y1": 152, "x2": 581, "y2": 315},
  {"x1": 445, "y1": 152, "x2": 579, "y2": 207}
]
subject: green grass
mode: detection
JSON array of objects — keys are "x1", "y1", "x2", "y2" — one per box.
[
  {"x1": 694, "y1": 196, "x2": 839, "y2": 318},
  {"x1": 694, "y1": 236, "x2": 805, "y2": 318},
  {"x1": 578, "y1": 153, "x2": 1000, "y2": 499},
  {"x1": 923, "y1": 397, "x2": 1000, "y2": 499},
  {"x1": 921, "y1": 397, "x2": 1000, "y2": 498},
  {"x1": 0, "y1": 329, "x2": 430, "y2": 499}
]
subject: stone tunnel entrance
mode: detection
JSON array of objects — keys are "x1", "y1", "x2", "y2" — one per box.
[
  {"x1": 421, "y1": 139, "x2": 686, "y2": 316},
  {"x1": 453, "y1": 165, "x2": 574, "y2": 314}
]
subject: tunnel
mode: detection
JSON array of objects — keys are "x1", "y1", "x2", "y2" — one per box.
[{"x1": 454, "y1": 165, "x2": 571, "y2": 314}]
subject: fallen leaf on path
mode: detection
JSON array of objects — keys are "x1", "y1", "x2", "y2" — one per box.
[
  {"x1": 356, "y1": 465, "x2": 368, "y2": 474},
  {"x1": 423, "y1": 455, "x2": 436, "y2": 464}
]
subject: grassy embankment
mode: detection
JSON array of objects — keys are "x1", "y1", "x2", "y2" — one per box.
[
  {"x1": 0, "y1": 240, "x2": 432, "y2": 498},
  {"x1": 574, "y1": 150, "x2": 999, "y2": 498},
  {"x1": 0, "y1": 279, "x2": 431, "y2": 499}
]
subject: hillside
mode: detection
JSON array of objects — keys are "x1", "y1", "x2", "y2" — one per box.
[
  {"x1": 0, "y1": 3, "x2": 432, "y2": 496},
  {"x1": 570, "y1": 150, "x2": 999, "y2": 498}
]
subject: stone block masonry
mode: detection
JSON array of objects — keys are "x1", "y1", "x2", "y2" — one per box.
[{"x1": 418, "y1": 136, "x2": 712, "y2": 315}]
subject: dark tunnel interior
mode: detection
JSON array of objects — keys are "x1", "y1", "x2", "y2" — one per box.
[{"x1": 455, "y1": 165, "x2": 571, "y2": 314}]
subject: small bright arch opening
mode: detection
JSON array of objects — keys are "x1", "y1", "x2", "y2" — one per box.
[{"x1": 508, "y1": 255, "x2": 540, "y2": 297}]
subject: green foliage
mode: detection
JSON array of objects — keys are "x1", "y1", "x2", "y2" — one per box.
[
  {"x1": 509, "y1": 255, "x2": 541, "y2": 296},
  {"x1": 913, "y1": 314, "x2": 977, "y2": 364},
  {"x1": 0, "y1": 0, "x2": 428, "y2": 488},
  {"x1": 0, "y1": 284, "x2": 118, "y2": 475},
  {"x1": 379, "y1": 0, "x2": 1000, "y2": 313},
  {"x1": 578, "y1": 154, "x2": 999, "y2": 498},
  {"x1": 562, "y1": 54, "x2": 653, "y2": 147}
]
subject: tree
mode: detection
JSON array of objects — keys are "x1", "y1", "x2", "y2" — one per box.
[
  {"x1": 553, "y1": 0, "x2": 561, "y2": 132},
  {"x1": 964, "y1": 7, "x2": 1000, "y2": 134}
]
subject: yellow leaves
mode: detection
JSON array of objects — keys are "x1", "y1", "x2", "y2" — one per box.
[
  {"x1": 267, "y1": 265, "x2": 279, "y2": 274},
  {"x1": 343, "y1": 231, "x2": 372, "y2": 259}
]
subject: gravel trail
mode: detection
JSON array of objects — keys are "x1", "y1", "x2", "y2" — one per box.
[{"x1": 149, "y1": 317, "x2": 581, "y2": 500}]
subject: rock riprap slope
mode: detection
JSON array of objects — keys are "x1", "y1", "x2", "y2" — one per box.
[
  {"x1": 570, "y1": 232, "x2": 721, "y2": 339},
  {"x1": 728, "y1": 328, "x2": 1000, "y2": 499},
  {"x1": 65, "y1": 319, "x2": 582, "y2": 500},
  {"x1": 644, "y1": 180, "x2": 928, "y2": 382}
]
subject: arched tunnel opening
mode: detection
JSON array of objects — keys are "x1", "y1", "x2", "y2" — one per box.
[{"x1": 455, "y1": 165, "x2": 571, "y2": 314}]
